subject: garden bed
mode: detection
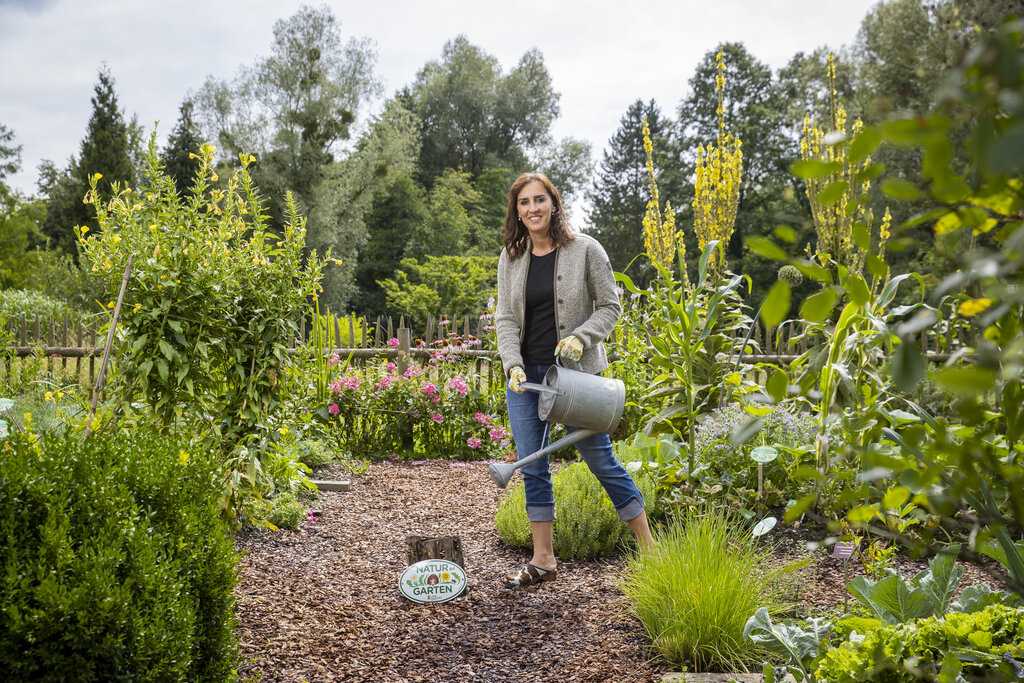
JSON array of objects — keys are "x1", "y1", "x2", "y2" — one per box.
[{"x1": 233, "y1": 460, "x2": 1002, "y2": 682}]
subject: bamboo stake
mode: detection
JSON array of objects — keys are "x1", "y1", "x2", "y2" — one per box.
[{"x1": 84, "y1": 254, "x2": 133, "y2": 439}]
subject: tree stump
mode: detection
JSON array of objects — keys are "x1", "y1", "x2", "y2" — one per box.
[{"x1": 405, "y1": 535, "x2": 464, "y2": 569}]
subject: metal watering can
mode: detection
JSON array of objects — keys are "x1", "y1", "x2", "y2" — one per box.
[{"x1": 487, "y1": 361, "x2": 625, "y2": 488}]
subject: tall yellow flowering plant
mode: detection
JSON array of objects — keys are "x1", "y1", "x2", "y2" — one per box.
[
  {"x1": 693, "y1": 50, "x2": 743, "y2": 269},
  {"x1": 641, "y1": 117, "x2": 686, "y2": 287},
  {"x1": 800, "y1": 54, "x2": 873, "y2": 274}
]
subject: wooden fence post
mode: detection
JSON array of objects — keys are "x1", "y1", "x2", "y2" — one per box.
[{"x1": 397, "y1": 327, "x2": 410, "y2": 375}]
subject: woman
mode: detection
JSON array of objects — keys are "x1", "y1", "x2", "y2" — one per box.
[{"x1": 495, "y1": 171, "x2": 654, "y2": 588}]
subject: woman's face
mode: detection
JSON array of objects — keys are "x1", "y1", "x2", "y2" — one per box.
[{"x1": 516, "y1": 180, "x2": 554, "y2": 236}]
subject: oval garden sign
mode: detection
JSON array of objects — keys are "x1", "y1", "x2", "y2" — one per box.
[{"x1": 399, "y1": 559, "x2": 467, "y2": 604}]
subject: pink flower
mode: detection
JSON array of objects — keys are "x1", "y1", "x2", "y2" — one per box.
[
  {"x1": 386, "y1": 362, "x2": 396, "y2": 372},
  {"x1": 327, "y1": 352, "x2": 341, "y2": 367},
  {"x1": 489, "y1": 426, "x2": 506, "y2": 441},
  {"x1": 375, "y1": 375, "x2": 394, "y2": 390},
  {"x1": 420, "y1": 382, "x2": 437, "y2": 396},
  {"x1": 329, "y1": 380, "x2": 342, "y2": 394},
  {"x1": 404, "y1": 367, "x2": 422, "y2": 379},
  {"x1": 447, "y1": 376, "x2": 469, "y2": 397},
  {"x1": 340, "y1": 375, "x2": 361, "y2": 390},
  {"x1": 467, "y1": 437, "x2": 482, "y2": 449},
  {"x1": 328, "y1": 404, "x2": 339, "y2": 415},
  {"x1": 430, "y1": 413, "x2": 444, "y2": 424},
  {"x1": 388, "y1": 337, "x2": 400, "y2": 348},
  {"x1": 473, "y1": 412, "x2": 491, "y2": 424}
]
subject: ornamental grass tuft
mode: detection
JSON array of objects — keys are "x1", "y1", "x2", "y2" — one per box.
[{"x1": 619, "y1": 506, "x2": 797, "y2": 673}]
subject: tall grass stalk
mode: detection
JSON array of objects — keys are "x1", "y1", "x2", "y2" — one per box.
[{"x1": 619, "y1": 506, "x2": 795, "y2": 673}]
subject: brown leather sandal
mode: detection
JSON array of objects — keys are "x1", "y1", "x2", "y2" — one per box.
[{"x1": 503, "y1": 562, "x2": 557, "y2": 588}]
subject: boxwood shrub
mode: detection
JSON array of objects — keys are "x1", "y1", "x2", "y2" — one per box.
[{"x1": 0, "y1": 428, "x2": 239, "y2": 681}]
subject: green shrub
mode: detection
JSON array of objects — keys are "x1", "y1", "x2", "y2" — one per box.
[
  {"x1": 268, "y1": 492, "x2": 307, "y2": 530},
  {"x1": 0, "y1": 428, "x2": 239, "y2": 680},
  {"x1": 495, "y1": 458, "x2": 661, "y2": 558},
  {"x1": 0, "y1": 288, "x2": 78, "y2": 320},
  {"x1": 816, "y1": 604, "x2": 1024, "y2": 682},
  {"x1": 296, "y1": 438, "x2": 336, "y2": 469},
  {"x1": 619, "y1": 506, "x2": 797, "y2": 673}
]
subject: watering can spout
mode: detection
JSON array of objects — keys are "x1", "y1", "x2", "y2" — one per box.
[{"x1": 487, "y1": 429, "x2": 596, "y2": 488}]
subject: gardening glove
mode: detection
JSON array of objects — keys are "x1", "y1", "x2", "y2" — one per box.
[
  {"x1": 507, "y1": 366, "x2": 527, "y2": 394},
  {"x1": 555, "y1": 335, "x2": 584, "y2": 362}
]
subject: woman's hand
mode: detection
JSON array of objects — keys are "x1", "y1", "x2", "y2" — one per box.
[
  {"x1": 555, "y1": 335, "x2": 583, "y2": 361},
  {"x1": 507, "y1": 366, "x2": 527, "y2": 394}
]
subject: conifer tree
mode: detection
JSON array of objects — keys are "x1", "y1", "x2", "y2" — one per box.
[
  {"x1": 161, "y1": 99, "x2": 203, "y2": 195},
  {"x1": 42, "y1": 65, "x2": 134, "y2": 254},
  {"x1": 587, "y1": 99, "x2": 669, "y2": 286}
]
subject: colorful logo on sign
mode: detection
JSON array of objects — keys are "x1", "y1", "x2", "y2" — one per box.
[{"x1": 399, "y1": 559, "x2": 467, "y2": 604}]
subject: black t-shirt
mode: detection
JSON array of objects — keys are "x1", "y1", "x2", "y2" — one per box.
[{"x1": 522, "y1": 249, "x2": 558, "y2": 365}]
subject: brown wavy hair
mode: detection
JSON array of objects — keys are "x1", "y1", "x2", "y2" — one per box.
[{"x1": 502, "y1": 172, "x2": 574, "y2": 260}]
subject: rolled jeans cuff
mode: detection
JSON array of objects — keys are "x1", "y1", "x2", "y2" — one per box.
[
  {"x1": 616, "y1": 496, "x2": 646, "y2": 522},
  {"x1": 526, "y1": 504, "x2": 556, "y2": 523}
]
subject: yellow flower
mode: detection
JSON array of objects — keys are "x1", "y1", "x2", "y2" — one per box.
[
  {"x1": 958, "y1": 298, "x2": 991, "y2": 317},
  {"x1": 279, "y1": 427, "x2": 289, "y2": 436},
  {"x1": 107, "y1": 301, "x2": 115, "y2": 309},
  {"x1": 81, "y1": 226, "x2": 90, "y2": 234},
  {"x1": 57, "y1": 392, "x2": 64, "y2": 399},
  {"x1": 178, "y1": 450, "x2": 190, "y2": 465},
  {"x1": 44, "y1": 392, "x2": 53, "y2": 402}
]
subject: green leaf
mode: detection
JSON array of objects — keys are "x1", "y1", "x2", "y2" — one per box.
[
  {"x1": 866, "y1": 254, "x2": 887, "y2": 279},
  {"x1": 743, "y1": 608, "x2": 832, "y2": 673},
  {"x1": 774, "y1": 225, "x2": 796, "y2": 243},
  {"x1": 156, "y1": 359, "x2": 169, "y2": 382},
  {"x1": 817, "y1": 180, "x2": 849, "y2": 205},
  {"x1": 933, "y1": 210, "x2": 962, "y2": 235},
  {"x1": 730, "y1": 417, "x2": 763, "y2": 446},
  {"x1": 881, "y1": 177, "x2": 921, "y2": 199},
  {"x1": 849, "y1": 125, "x2": 882, "y2": 162},
  {"x1": 846, "y1": 275, "x2": 870, "y2": 307},
  {"x1": 917, "y1": 544, "x2": 962, "y2": 616},
  {"x1": 766, "y1": 370, "x2": 789, "y2": 403},
  {"x1": 791, "y1": 159, "x2": 841, "y2": 179},
  {"x1": 761, "y1": 280, "x2": 791, "y2": 329},
  {"x1": 800, "y1": 289, "x2": 838, "y2": 323},
  {"x1": 855, "y1": 163, "x2": 886, "y2": 184},
  {"x1": 852, "y1": 223, "x2": 871, "y2": 252},
  {"x1": 933, "y1": 366, "x2": 997, "y2": 395},
  {"x1": 882, "y1": 486, "x2": 910, "y2": 510},
  {"x1": 871, "y1": 575, "x2": 932, "y2": 623},
  {"x1": 158, "y1": 339, "x2": 174, "y2": 361},
  {"x1": 746, "y1": 237, "x2": 788, "y2": 262}
]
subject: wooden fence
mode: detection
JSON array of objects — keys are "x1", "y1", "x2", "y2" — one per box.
[{"x1": 2, "y1": 309, "x2": 979, "y2": 386}]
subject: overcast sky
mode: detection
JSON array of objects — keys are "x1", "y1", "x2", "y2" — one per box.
[{"x1": 0, "y1": 0, "x2": 880, "y2": 197}]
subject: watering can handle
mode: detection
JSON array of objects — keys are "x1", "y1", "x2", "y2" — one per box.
[{"x1": 521, "y1": 381, "x2": 558, "y2": 395}]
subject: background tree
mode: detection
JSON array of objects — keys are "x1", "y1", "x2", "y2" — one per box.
[
  {"x1": 404, "y1": 36, "x2": 560, "y2": 184},
  {"x1": 161, "y1": 99, "x2": 204, "y2": 195},
  {"x1": 588, "y1": 99, "x2": 670, "y2": 286},
  {"x1": 193, "y1": 5, "x2": 402, "y2": 310},
  {"x1": 41, "y1": 65, "x2": 135, "y2": 255}
]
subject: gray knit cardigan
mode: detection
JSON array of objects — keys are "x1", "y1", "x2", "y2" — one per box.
[{"x1": 495, "y1": 233, "x2": 622, "y2": 377}]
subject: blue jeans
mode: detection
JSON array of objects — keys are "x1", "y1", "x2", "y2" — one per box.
[{"x1": 506, "y1": 364, "x2": 646, "y2": 523}]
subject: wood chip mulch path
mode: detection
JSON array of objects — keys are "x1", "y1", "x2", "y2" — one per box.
[
  {"x1": 234, "y1": 459, "x2": 668, "y2": 683},
  {"x1": 231, "y1": 460, "x2": 1003, "y2": 683}
]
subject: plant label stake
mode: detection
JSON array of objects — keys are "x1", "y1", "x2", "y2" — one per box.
[
  {"x1": 750, "y1": 446, "x2": 778, "y2": 506},
  {"x1": 833, "y1": 540, "x2": 858, "y2": 612},
  {"x1": 84, "y1": 254, "x2": 134, "y2": 439}
]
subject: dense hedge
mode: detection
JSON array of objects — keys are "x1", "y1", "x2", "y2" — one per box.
[{"x1": 0, "y1": 429, "x2": 239, "y2": 681}]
